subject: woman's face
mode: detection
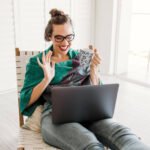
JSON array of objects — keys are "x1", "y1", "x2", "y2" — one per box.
[{"x1": 50, "y1": 23, "x2": 74, "y2": 56}]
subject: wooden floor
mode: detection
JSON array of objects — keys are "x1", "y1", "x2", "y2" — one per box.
[{"x1": 0, "y1": 75, "x2": 150, "y2": 150}]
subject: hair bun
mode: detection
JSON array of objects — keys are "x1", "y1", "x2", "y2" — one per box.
[{"x1": 49, "y1": 9, "x2": 64, "y2": 17}]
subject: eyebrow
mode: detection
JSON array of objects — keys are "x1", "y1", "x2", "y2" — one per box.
[{"x1": 54, "y1": 34, "x2": 74, "y2": 36}]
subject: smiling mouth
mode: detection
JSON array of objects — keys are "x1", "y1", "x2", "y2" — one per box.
[{"x1": 59, "y1": 46, "x2": 69, "y2": 51}]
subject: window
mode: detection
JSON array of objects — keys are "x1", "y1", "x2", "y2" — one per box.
[{"x1": 128, "y1": 0, "x2": 150, "y2": 85}]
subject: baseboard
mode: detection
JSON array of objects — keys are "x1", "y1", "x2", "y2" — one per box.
[{"x1": 115, "y1": 75, "x2": 150, "y2": 88}]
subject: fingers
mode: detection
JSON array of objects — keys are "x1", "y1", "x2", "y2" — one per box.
[
  {"x1": 37, "y1": 57, "x2": 43, "y2": 68},
  {"x1": 46, "y1": 51, "x2": 52, "y2": 62},
  {"x1": 88, "y1": 45, "x2": 102, "y2": 66},
  {"x1": 93, "y1": 48, "x2": 100, "y2": 58},
  {"x1": 42, "y1": 51, "x2": 53, "y2": 65},
  {"x1": 47, "y1": 51, "x2": 55, "y2": 68},
  {"x1": 90, "y1": 63, "x2": 97, "y2": 68},
  {"x1": 94, "y1": 55, "x2": 101, "y2": 63},
  {"x1": 89, "y1": 45, "x2": 93, "y2": 50},
  {"x1": 89, "y1": 45, "x2": 99, "y2": 55},
  {"x1": 51, "y1": 61, "x2": 55, "y2": 68},
  {"x1": 38, "y1": 51, "x2": 53, "y2": 66},
  {"x1": 42, "y1": 52, "x2": 46, "y2": 65},
  {"x1": 92, "y1": 52, "x2": 101, "y2": 64},
  {"x1": 45, "y1": 52, "x2": 49, "y2": 62},
  {"x1": 91, "y1": 59, "x2": 100, "y2": 66}
]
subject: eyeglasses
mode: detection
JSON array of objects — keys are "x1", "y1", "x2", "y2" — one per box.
[{"x1": 54, "y1": 34, "x2": 75, "y2": 42}]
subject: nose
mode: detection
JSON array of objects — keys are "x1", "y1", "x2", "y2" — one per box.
[{"x1": 61, "y1": 38, "x2": 69, "y2": 45}]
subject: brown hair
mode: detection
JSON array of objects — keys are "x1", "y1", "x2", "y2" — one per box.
[{"x1": 44, "y1": 8, "x2": 73, "y2": 41}]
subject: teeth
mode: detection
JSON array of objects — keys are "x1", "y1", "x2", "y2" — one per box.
[
  {"x1": 61, "y1": 46, "x2": 67, "y2": 48},
  {"x1": 60, "y1": 46, "x2": 68, "y2": 50}
]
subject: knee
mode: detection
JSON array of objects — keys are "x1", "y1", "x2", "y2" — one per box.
[
  {"x1": 41, "y1": 123, "x2": 49, "y2": 143},
  {"x1": 94, "y1": 119, "x2": 137, "y2": 139},
  {"x1": 41, "y1": 116, "x2": 55, "y2": 144},
  {"x1": 90, "y1": 119, "x2": 148, "y2": 150},
  {"x1": 84, "y1": 143, "x2": 104, "y2": 150}
]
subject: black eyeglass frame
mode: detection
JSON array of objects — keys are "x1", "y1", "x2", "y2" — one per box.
[{"x1": 54, "y1": 33, "x2": 75, "y2": 42}]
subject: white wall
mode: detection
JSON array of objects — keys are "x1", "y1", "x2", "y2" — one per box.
[
  {"x1": 95, "y1": 0, "x2": 132, "y2": 75},
  {"x1": 115, "y1": 0, "x2": 132, "y2": 74},
  {"x1": 71, "y1": 0, "x2": 95, "y2": 49},
  {"x1": 15, "y1": 0, "x2": 95, "y2": 51},
  {"x1": 15, "y1": 0, "x2": 45, "y2": 51},
  {"x1": 95, "y1": 0, "x2": 117, "y2": 75},
  {"x1": 0, "y1": 0, "x2": 17, "y2": 93}
]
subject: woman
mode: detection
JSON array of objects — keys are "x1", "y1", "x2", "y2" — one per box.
[{"x1": 20, "y1": 9, "x2": 150, "y2": 150}]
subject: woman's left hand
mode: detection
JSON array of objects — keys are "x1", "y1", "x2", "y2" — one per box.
[
  {"x1": 89, "y1": 45, "x2": 101, "y2": 85},
  {"x1": 90, "y1": 48, "x2": 101, "y2": 68}
]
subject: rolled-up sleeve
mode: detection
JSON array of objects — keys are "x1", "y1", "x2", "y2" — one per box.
[{"x1": 20, "y1": 56, "x2": 44, "y2": 116}]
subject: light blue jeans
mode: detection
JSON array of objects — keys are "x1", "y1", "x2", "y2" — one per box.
[{"x1": 41, "y1": 111, "x2": 150, "y2": 150}]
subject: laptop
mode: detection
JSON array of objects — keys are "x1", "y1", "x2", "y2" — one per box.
[{"x1": 51, "y1": 84, "x2": 119, "y2": 124}]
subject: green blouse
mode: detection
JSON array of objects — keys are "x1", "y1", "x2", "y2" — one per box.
[{"x1": 20, "y1": 45, "x2": 79, "y2": 116}]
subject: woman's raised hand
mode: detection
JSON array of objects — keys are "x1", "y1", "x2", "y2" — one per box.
[
  {"x1": 89, "y1": 45, "x2": 101, "y2": 85},
  {"x1": 37, "y1": 51, "x2": 55, "y2": 83},
  {"x1": 89, "y1": 45, "x2": 101, "y2": 69}
]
